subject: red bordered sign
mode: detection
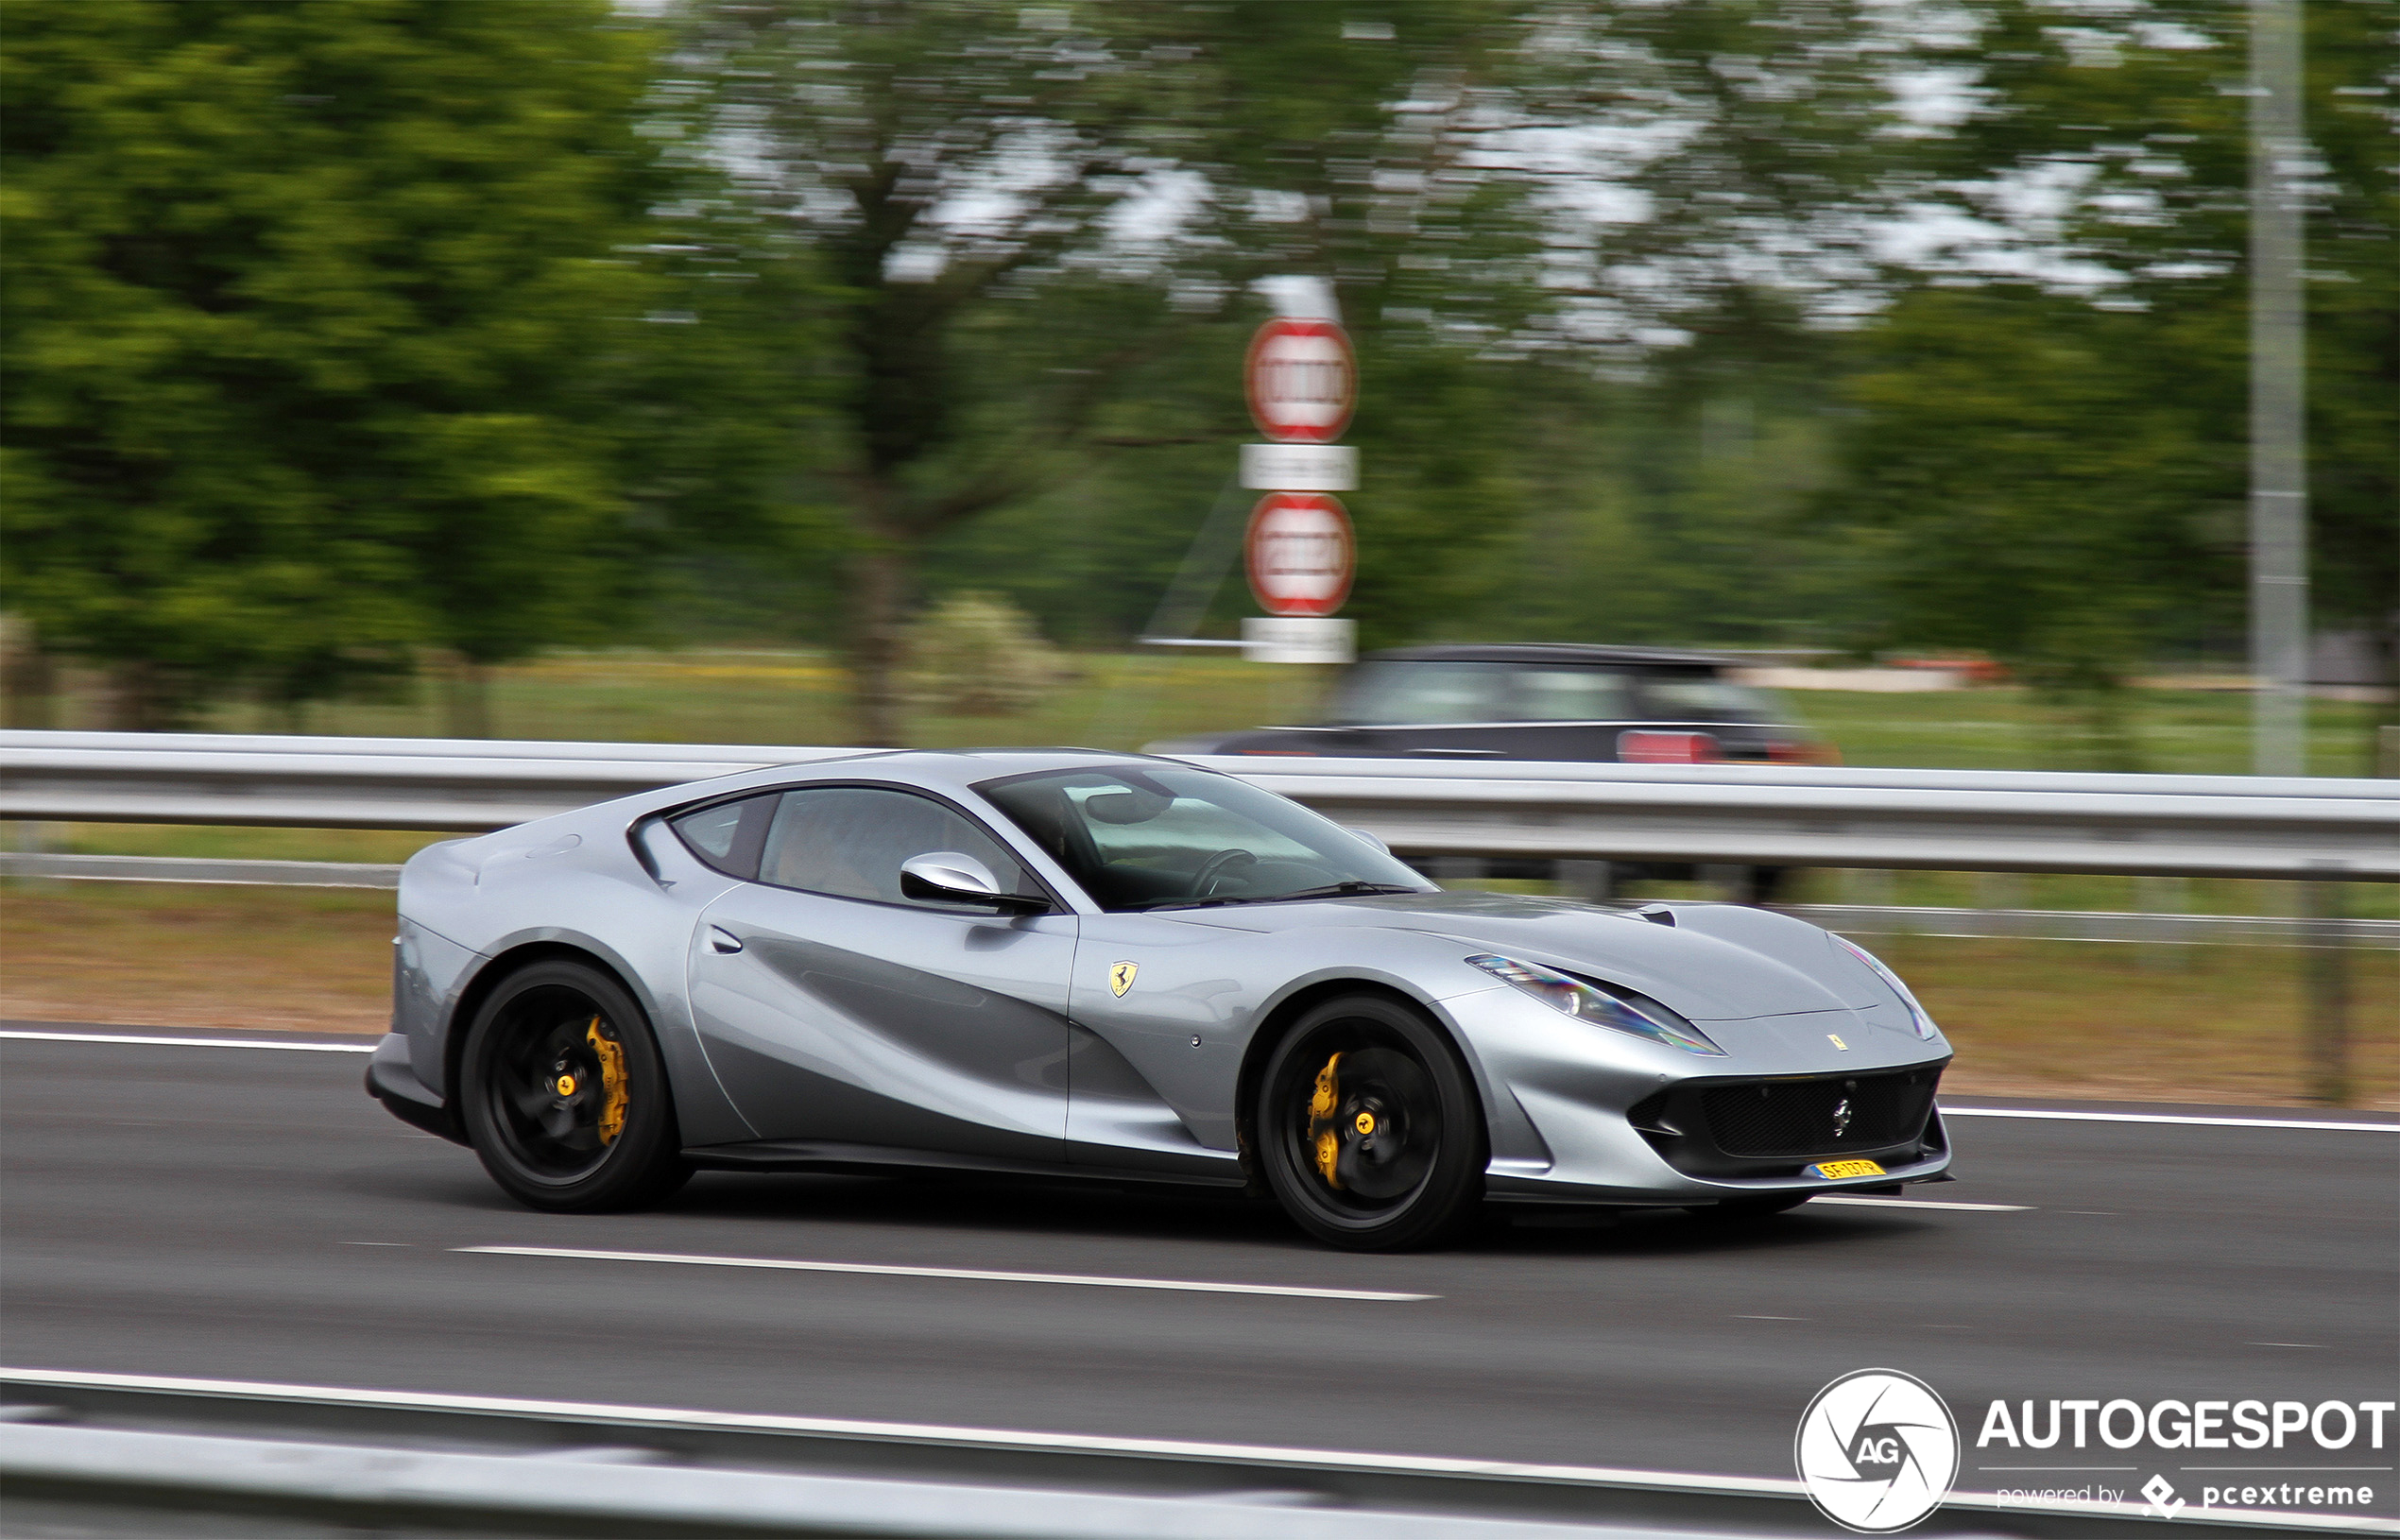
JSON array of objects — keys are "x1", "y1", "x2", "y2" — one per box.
[
  {"x1": 1244, "y1": 492, "x2": 1354, "y2": 618},
  {"x1": 1243, "y1": 318, "x2": 1356, "y2": 444}
]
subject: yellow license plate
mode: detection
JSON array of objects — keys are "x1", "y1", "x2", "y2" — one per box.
[{"x1": 1809, "y1": 1159, "x2": 1886, "y2": 1180}]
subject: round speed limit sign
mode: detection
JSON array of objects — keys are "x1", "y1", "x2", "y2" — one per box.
[
  {"x1": 1244, "y1": 317, "x2": 1356, "y2": 444},
  {"x1": 1244, "y1": 492, "x2": 1354, "y2": 618}
]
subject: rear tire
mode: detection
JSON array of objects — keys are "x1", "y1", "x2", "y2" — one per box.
[
  {"x1": 459, "y1": 959, "x2": 689, "y2": 1213},
  {"x1": 1255, "y1": 994, "x2": 1485, "y2": 1252}
]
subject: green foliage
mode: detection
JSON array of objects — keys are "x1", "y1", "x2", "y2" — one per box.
[
  {"x1": 1, "y1": 0, "x2": 667, "y2": 723},
  {"x1": 902, "y1": 590, "x2": 1069, "y2": 716},
  {"x1": 1854, "y1": 0, "x2": 2397, "y2": 676},
  {"x1": 1833, "y1": 284, "x2": 2236, "y2": 767}
]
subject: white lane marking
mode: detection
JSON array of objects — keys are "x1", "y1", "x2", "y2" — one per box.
[
  {"x1": 1811, "y1": 1195, "x2": 2031, "y2": 1211},
  {"x1": 7, "y1": 1368, "x2": 2387, "y2": 1531},
  {"x1": 456, "y1": 1245, "x2": 1436, "y2": 1302},
  {"x1": 1942, "y1": 1104, "x2": 2398, "y2": 1133},
  {"x1": 0, "y1": 1030, "x2": 374, "y2": 1053},
  {"x1": 0, "y1": 1366, "x2": 1805, "y2": 1497}
]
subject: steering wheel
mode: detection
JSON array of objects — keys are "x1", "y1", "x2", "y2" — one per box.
[{"x1": 1191, "y1": 847, "x2": 1258, "y2": 898}]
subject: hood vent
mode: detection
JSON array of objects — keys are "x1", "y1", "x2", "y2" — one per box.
[{"x1": 1637, "y1": 906, "x2": 1676, "y2": 927}]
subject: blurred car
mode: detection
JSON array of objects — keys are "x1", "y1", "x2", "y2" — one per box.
[
  {"x1": 1144, "y1": 643, "x2": 1836, "y2": 765},
  {"x1": 1145, "y1": 644, "x2": 1835, "y2": 901},
  {"x1": 368, "y1": 750, "x2": 1953, "y2": 1252}
]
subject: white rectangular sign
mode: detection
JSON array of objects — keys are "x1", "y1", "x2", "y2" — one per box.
[
  {"x1": 1241, "y1": 442, "x2": 1358, "y2": 491},
  {"x1": 1243, "y1": 615, "x2": 1356, "y2": 665}
]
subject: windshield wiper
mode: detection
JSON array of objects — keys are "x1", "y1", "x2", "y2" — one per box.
[
  {"x1": 1143, "y1": 881, "x2": 1422, "y2": 913},
  {"x1": 1270, "y1": 881, "x2": 1425, "y2": 902}
]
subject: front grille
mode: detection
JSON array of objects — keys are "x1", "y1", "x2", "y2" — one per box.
[{"x1": 1696, "y1": 1069, "x2": 1940, "y2": 1158}]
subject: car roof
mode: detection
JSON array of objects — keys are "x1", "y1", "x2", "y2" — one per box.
[
  {"x1": 765, "y1": 747, "x2": 1188, "y2": 794},
  {"x1": 1360, "y1": 643, "x2": 1733, "y2": 668}
]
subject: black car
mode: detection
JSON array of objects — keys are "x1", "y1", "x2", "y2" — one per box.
[
  {"x1": 1146, "y1": 644, "x2": 1832, "y2": 902},
  {"x1": 1147, "y1": 644, "x2": 1833, "y2": 765}
]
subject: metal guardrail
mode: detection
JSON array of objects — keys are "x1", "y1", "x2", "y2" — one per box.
[
  {"x1": 4, "y1": 730, "x2": 2395, "y2": 881},
  {"x1": 1192, "y1": 757, "x2": 2400, "y2": 882},
  {"x1": 4, "y1": 1369, "x2": 2384, "y2": 1539}
]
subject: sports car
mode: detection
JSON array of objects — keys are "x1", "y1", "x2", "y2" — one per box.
[{"x1": 367, "y1": 749, "x2": 1954, "y2": 1250}]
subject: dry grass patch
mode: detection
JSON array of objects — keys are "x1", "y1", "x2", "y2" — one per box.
[
  {"x1": 1884, "y1": 934, "x2": 2398, "y2": 1111},
  {"x1": 2, "y1": 884, "x2": 393, "y2": 1035}
]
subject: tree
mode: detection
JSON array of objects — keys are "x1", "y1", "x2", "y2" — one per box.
[
  {"x1": 1837, "y1": 0, "x2": 2397, "y2": 758},
  {"x1": 662, "y1": 0, "x2": 1563, "y2": 742},
  {"x1": 2, "y1": 0, "x2": 665, "y2": 731},
  {"x1": 673, "y1": 2, "x2": 1941, "y2": 739}
]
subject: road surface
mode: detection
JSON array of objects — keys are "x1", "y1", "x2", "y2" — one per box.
[{"x1": 3, "y1": 1027, "x2": 2391, "y2": 1522}]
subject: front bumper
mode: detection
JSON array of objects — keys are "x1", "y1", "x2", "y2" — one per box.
[{"x1": 1441, "y1": 985, "x2": 1954, "y2": 1206}]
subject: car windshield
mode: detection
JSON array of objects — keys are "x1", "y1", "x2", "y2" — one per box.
[{"x1": 979, "y1": 765, "x2": 1432, "y2": 912}]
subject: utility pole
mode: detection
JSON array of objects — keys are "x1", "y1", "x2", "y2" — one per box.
[{"x1": 2248, "y1": 0, "x2": 2309, "y2": 778}]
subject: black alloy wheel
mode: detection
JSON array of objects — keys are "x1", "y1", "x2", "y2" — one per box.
[
  {"x1": 1256, "y1": 993, "x2": 1485, "y2": 1251},
  {"x1": 459, "y1": 959, "x2": 689, "y2": 1212}
]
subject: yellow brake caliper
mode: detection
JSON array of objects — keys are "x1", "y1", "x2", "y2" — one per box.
[
  {"x1": 1307, "y1": 1052, "x2": 1344, "y2": 1189},
  {"x1": 586, "y1": 1018, "x2": 628, "y2": 1146}
]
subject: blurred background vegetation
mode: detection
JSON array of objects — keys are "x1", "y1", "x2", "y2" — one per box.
[{"x1": 3, "y1": 0, "x2": 2393, "y2": 764}]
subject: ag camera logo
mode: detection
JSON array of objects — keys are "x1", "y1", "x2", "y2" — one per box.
[{"x1": 1796, "y1": 1369, "x2": 1961, "y2": 1532}]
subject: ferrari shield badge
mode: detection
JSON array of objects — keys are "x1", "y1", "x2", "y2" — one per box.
[{"x1": 1108, "y1": 961, "x2": 1139, "y2": 998}]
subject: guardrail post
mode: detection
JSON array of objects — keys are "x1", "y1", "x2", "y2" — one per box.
[
  {"x1": 2301, "y1": 864, "x2": 2352, "y2": 1107},
  {"x1": 1555, "y1": 859, "x2": 1613, "y2": 902},
  {"x1": 9, "y1": 819, "x2": 60, "y2": 891},
  {"x1": 2135, "y1": 875, "x2": 2187, "y2": 973}
]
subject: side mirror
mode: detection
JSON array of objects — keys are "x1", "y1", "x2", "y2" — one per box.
[
  {"x1": 900, "y1": 852, "x2": 1044, "y2": 912},
  {"x1": 1347, "y1": 827, "x2": 1390, "y2": 854}
]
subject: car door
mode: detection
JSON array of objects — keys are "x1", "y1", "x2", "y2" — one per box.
[{"x1": 685, "y1": 784, "x2": 1075, "y2": 1166}]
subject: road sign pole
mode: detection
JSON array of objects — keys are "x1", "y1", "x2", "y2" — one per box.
[{"x1": 2248, "y1": 0, "x2": 2308, "y2": 779}]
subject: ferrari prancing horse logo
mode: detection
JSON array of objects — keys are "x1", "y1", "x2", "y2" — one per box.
[{"x1": 1108, "y1": 961, "x2": 1139, "y2": 997}]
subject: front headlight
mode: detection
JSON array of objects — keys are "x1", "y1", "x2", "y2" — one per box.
[
  {"x1": 1466, "y1": 954, "x2": 1725, "y2": 1056},
  {"x1": 1834, "y1": 935, "x2": 1942, "y2": 1042}
]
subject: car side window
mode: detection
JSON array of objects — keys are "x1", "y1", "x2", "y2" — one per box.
[
  {"x1": 1324, "y1": 660, "x2": 1512, "y2": 725},
  {"x1": 668, "y1": 795, "x2": 775, "y2": 879},
  {"x1": 758, "y1": 786, "x2": 1042, "y2": 910},
  {"x1": 1512, "y1": 668, "x2": 1632, "y2": 722}
]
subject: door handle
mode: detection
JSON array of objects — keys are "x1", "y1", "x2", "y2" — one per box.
[{"x1": 709, "y1": 927, "x2": 744, "y2": 955}]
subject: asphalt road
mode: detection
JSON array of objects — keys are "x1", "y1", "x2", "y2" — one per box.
[{"x1": 4, "y1": 1029, "x2": 2393, "y2": 1521}]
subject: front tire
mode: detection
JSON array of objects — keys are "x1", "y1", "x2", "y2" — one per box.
[
  {"x1": 459, "y1": 959, "x2": 689, "y2": 1213},
  {"x1": 1255, "y1": 994, "x2": 1485, "y2": 1252}
]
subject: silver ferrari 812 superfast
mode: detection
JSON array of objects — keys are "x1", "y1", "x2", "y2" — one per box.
[{"x1": 367, "y1": 749, "x2": 1954, "y2": 1250}]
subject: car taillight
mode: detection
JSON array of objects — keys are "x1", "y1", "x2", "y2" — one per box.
[{"x1": 1618, "y1": 730, "x2": 1719, "y2": 764}]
